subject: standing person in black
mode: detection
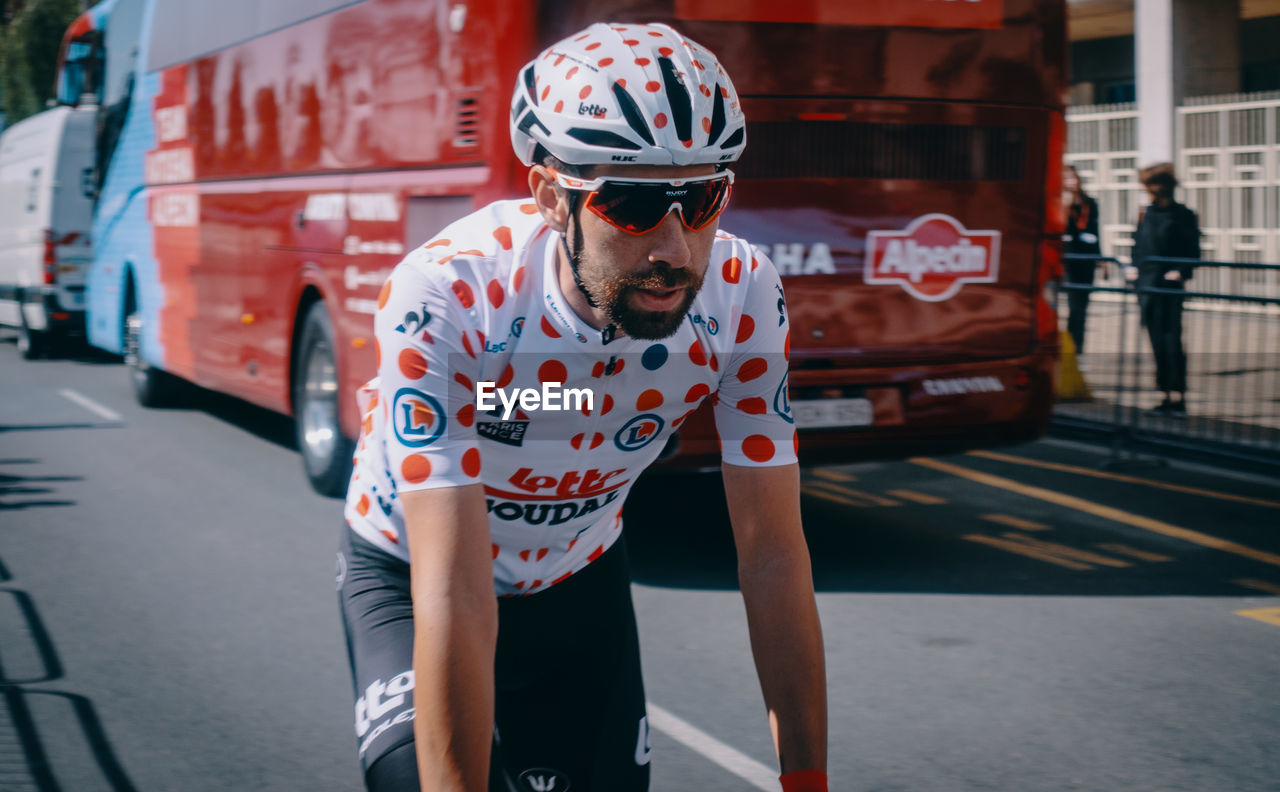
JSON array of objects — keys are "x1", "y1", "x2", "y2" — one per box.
[
  {"x1": 1127, "y1": 162, "x2": 1200, "y2": 415},
  {"x1": 1062, "y1": 164, "x2": 1102, "y2": 360}
]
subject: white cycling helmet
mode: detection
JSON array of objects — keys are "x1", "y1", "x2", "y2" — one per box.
[{"x1": 510, "y1": 22, "x2": 747, "y2": 168}]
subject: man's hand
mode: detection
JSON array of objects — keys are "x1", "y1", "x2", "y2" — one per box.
[
  {"x1": 722, "y1": 462, "x2": 828, "y2": 777},
  {"x1": 1163, "y1": 270, "x2": 1183, "y2": 281},
  {"x1": 403, "y1": 484, "x2": 497, "y2": 791}
]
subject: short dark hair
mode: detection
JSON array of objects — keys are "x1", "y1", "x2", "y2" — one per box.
[{"x1": 1140, "y1": 162, "x2": 1178, "y2": 196}]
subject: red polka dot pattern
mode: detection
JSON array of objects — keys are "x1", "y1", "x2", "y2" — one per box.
[
  {"x1": 685, "y1": 383, "x2": 711, "y2": 403},
  {"x1": 539, "y1": 360, "x2": 568, "y2": 384},
  {"x1": 636, "y1": 389, "x2": 663, "y2": 410},
  {"x1": 736, "y1": 357, "x2": 768, "y2": 382},
  {"x1": 541, "y1": 316, "x2": 561, "y2": 338},
  {"x1": 736, "y1": 314, "x2": 755, "y2": 343},
  {"x1": 487, "y1": 279, "x2": 505, "y2": 308},
  {"x1": 738, "y1": 397, "x2": 767, "y2": 415},
  {"x1": 742, "y1": 435, "x2": 775, "y2": 463},
  {"x1": 398, "y1": 348, "x2": 428, "y2": 380},
  {"x1": 722, "y1": 257, "x2": 742, "y2": 284},
  {"x1": 402, "y1": 455, "x2": 431, "y2": 484},
  {"x1": 457, "y1": 403, "x2": 475, "y2": 427},
  {"x1": 377, "y1": 280, "x2": 392, "y2": 309},
  {"x1": 461, "y1": 448, "x2": 481, "y2": 478},
  {"x1": 452, "y1": 280, "x2": 475, "y2": 309},
  {"x1": 689, "y1": 340, "x2": 707, "y2": 366}
]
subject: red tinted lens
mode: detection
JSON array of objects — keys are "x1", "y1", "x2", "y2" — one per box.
[{"x1": 587, "y1": 178, "x2": 731, "y2": 234}]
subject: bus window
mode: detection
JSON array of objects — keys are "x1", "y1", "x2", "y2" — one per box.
[{"x1": 58, "y1": 33, "x2": 104, "y2": 107}]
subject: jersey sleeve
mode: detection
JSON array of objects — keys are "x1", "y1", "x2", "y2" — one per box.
[
  {"x1": 374, "y1": 255, "x2": 484, "y2": 492},
  {"x1": 713, "y1": 247, "x2": 798, "y2": 467}
]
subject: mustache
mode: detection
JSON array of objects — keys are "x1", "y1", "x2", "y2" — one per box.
[{"x1": 621, "y1": 264, "x2": 699, "y2": 291}]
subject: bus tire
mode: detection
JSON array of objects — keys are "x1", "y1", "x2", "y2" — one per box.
[
  {"x1": 125, "y1": 310, "x2": 180, "y2": 407},
  {"x1": 294, "y1": 301, "x2": 354, "y2": 497}
]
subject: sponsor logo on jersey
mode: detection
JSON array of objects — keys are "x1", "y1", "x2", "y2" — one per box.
[
  {"x1": 545, "y1": 292, "x2": 589, "y2": 343},
  {"x1": 394, "y1": 303, "x2": 431, "y2": 336},
  {"x1": 614, "y1": 414, "x2": 665, "y2": 452},
  {"x1": 477, "y1": 420, "x2": 529, "y2": 447},
  {"x1": 922, "y1": 375, "x2": 1005, "y2": 395},
  {"x1": 689, "y1": 313, "x2": 719, "y2": 334},
  {"x1": 774, "y1": 372, "x2": 794, "y2": 424},
  {"x1": 511, "y1": 316, "x2": 525, "y2": 338},
  {"x1": 488, "y1": 467, "x2": 628, "y2": 500},
  {"x1": 355, "y1": 670, "x2": 415, "y2": 756},
  {"x1": 865, "y1": 213, "x2": 1002, "y2": 302},
  {"x1": 485, "y1": 489, "x2": 621, "y2": 525},
  {"x1": 520, "y1": 768, "x2": 571, "y2": 792},
  {"x1": 392, "y1": 388, "x2": 446, "y2": 447},
  {"x1": 579, "y1": 102, "x2": 608, "y2": 119}
]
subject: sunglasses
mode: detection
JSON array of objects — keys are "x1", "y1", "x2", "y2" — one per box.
[{"x1": 551, "y1": 169, "x2": 734, "y2": 235}]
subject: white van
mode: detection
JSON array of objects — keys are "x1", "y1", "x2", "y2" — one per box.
[{"x1": 0, "y1": 104, "x2": 97, "y2": 358}]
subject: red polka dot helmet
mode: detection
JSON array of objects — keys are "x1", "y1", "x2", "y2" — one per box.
[{"x1": 510, "y1": 22, "x2": 747, "y2": 168}]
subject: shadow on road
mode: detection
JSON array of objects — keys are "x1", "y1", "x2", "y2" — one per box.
[
  {"x1": 0, "y1": 558, "x2": 141, "y2": 791},
  {"x1": 0, "y1": 460, "x2": 82, "y2": 512},
  {"x1": 147, "y1": 385, "x2": 299, "y2": 453}
]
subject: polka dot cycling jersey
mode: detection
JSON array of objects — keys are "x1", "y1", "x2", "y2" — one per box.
[{"x1": 343, "y1": 199, "x2": 796, "y2": 596}]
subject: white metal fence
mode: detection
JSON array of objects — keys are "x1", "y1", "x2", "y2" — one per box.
[{"x1": 1066, "y1": 91, "x2": 1280, "y2": 298}]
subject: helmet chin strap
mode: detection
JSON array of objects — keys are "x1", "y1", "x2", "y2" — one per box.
[
  {"x1": 560, "y1": 190, "x2": 618, "y2": 343},
  {"x1": 562, "y1": 191, "x2": 600, "y2": 309}
]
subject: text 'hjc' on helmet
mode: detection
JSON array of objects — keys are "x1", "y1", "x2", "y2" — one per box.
[{"x1": 510, "y1": 22, "x2": 747, "y2": 169}]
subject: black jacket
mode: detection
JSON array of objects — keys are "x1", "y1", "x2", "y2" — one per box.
[
  {"x1": 1132, "y1": 201, "x2": 1200, "y2": 285},
  {"x1": 1064, "y1": 195, "x2": 1101, "y2": 257}
]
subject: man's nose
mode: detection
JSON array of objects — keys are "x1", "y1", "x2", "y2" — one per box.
[{"x1": 646, "y1": 208, "x2": 692, "y2": 269}]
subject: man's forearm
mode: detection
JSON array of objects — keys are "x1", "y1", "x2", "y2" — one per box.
[
  {"x1": 412, "y1": 593, "x2": 498, "y2": 791},
  {"x1": 739, "y1": 548, "x2": 828, "y2": 774}
]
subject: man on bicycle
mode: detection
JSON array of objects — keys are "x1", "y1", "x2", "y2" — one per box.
[{"x1": 338, "y1": 21, "x2": 828, "y2": 792}]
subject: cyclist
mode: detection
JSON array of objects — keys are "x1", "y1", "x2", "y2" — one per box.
[{"x1": 338, "y1": 22, "x2": 828, "y2": 792}]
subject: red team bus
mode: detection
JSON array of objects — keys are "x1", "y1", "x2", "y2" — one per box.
[{"x1": 56, "y1": 0, "x2": 1065, "y2": 495}]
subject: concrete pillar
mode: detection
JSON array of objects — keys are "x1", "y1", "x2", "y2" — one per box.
[
  {"x1": 1136, "y1": 0, "x2": 1176, "y2": 164},
  {"x1": 1137, "y1": 0, "x2": 1241, "y2": 167}
]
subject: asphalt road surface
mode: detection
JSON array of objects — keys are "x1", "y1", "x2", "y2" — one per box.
[{"x1": 2, "y1": 338, "x2": 1278, "y2": 792}]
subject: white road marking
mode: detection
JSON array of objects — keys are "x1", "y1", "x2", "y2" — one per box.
[
  {"x1": 59, "y1": 389, "x2": 121, "y2": 422},
  {"x1": 648, "y1": 704, "x2": 778, "y2": 791}
]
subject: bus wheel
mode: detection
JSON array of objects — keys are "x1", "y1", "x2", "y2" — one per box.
[
  {"x1": 125, "y1": 311, "x2": 179, "y2": 406},
  {"x1": 17, "y1": 313, "x2": 48, "y2": 360},
  {"x1": 294, "y1": 301, "x2": 354, "y2": 497}
]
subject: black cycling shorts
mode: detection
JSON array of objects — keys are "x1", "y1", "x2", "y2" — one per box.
[{"x1": 337, "y1": 525, "x2": 651, "y2": 792}]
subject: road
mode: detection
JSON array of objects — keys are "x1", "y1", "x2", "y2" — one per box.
[{"x1": 2, "y1": 338, "x2": 1279, "y2": 792}]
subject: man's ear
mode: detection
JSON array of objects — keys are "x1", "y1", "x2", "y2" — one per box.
[{"x1": 529, "y1": 165, "x2": 569, "y2": 233}]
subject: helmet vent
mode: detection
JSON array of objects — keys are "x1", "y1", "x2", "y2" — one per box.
[
  {"x1": 523, "y1": 64, "x2": 539, "y2": 106},
  {"x1": 707, "y1": 84, "x2": 726, "y2": 145},
  {"x1": 720, "y1": 126, "x2": 745, "y2": 150},
  {"x1": 658, "y1": 57, "x2": 693, "y2": 143},
  {"x1": 611, "y1": 81, "x2": 655, "y2": 146},
  {"x1": 455, "y1": 97, "x2": 479, "y2": 147},
  {"x1": 566, "y1": 128, "x2": 642, "y2": 151}
]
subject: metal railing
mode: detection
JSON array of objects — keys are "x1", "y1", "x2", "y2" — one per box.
[{"x1": 1054, "y1": 254, "x2": 1280, "y2": 470}]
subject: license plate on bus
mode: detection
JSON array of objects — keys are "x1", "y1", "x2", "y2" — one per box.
[{"x1": 791, "y1": 398, "x2": 874, "y2": 429}]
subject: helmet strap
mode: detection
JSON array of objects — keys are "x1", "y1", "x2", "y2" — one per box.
[{"x1": 561, "y1": 191, "x2": 600, "y2": 309}]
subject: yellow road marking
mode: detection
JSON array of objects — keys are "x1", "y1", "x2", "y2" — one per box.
[
  {"x1": 1095, "y1": 544, "x2": 1174, "y2": 562},
  {"x1": 1234, "y1": 578, "x2": 1280, "y2": 596},
  {"x1": 913, "y1": 457, "x2": 1280, "y2": 569},
  {"x1": 964, "y1": 532, "x2": 1131, "y2": 570},
  {"x1": 981, "y1": 513, "x2": 1051, "y2": 531},
  {"x1": 968, "y1": 449, "x2": 1280, "y2": 509},
  {"x1": 1235, "y1": 608, "x2": 1280, "y2": 628},
  {"x1": 805, "y1": 480, "x2": 900, "y2": 507},
  {"x1": 886, "y1": 489, "x2": 947, "y2": 505},
  {"x1": 801, "y1": 485, "x2": 867, "y2": 508},
  {"x1": 811, "y1": 468, "x2": 859, "y2": 484}
]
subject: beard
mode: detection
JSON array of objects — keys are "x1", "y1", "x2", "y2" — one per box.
[{"x1": 580, "y1": 255, "x2": 705, "y2": 340}]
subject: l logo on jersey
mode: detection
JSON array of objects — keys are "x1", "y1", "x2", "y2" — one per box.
[
  {"x1": 614, "y1": 414, "x2": 665, "y2": 452},
  {"x1": 774, "y1": 372, "x2": 794, "y2": 424},
  {"x1": 392, "y1": 388, "x2": 446, "y2": 447}
]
